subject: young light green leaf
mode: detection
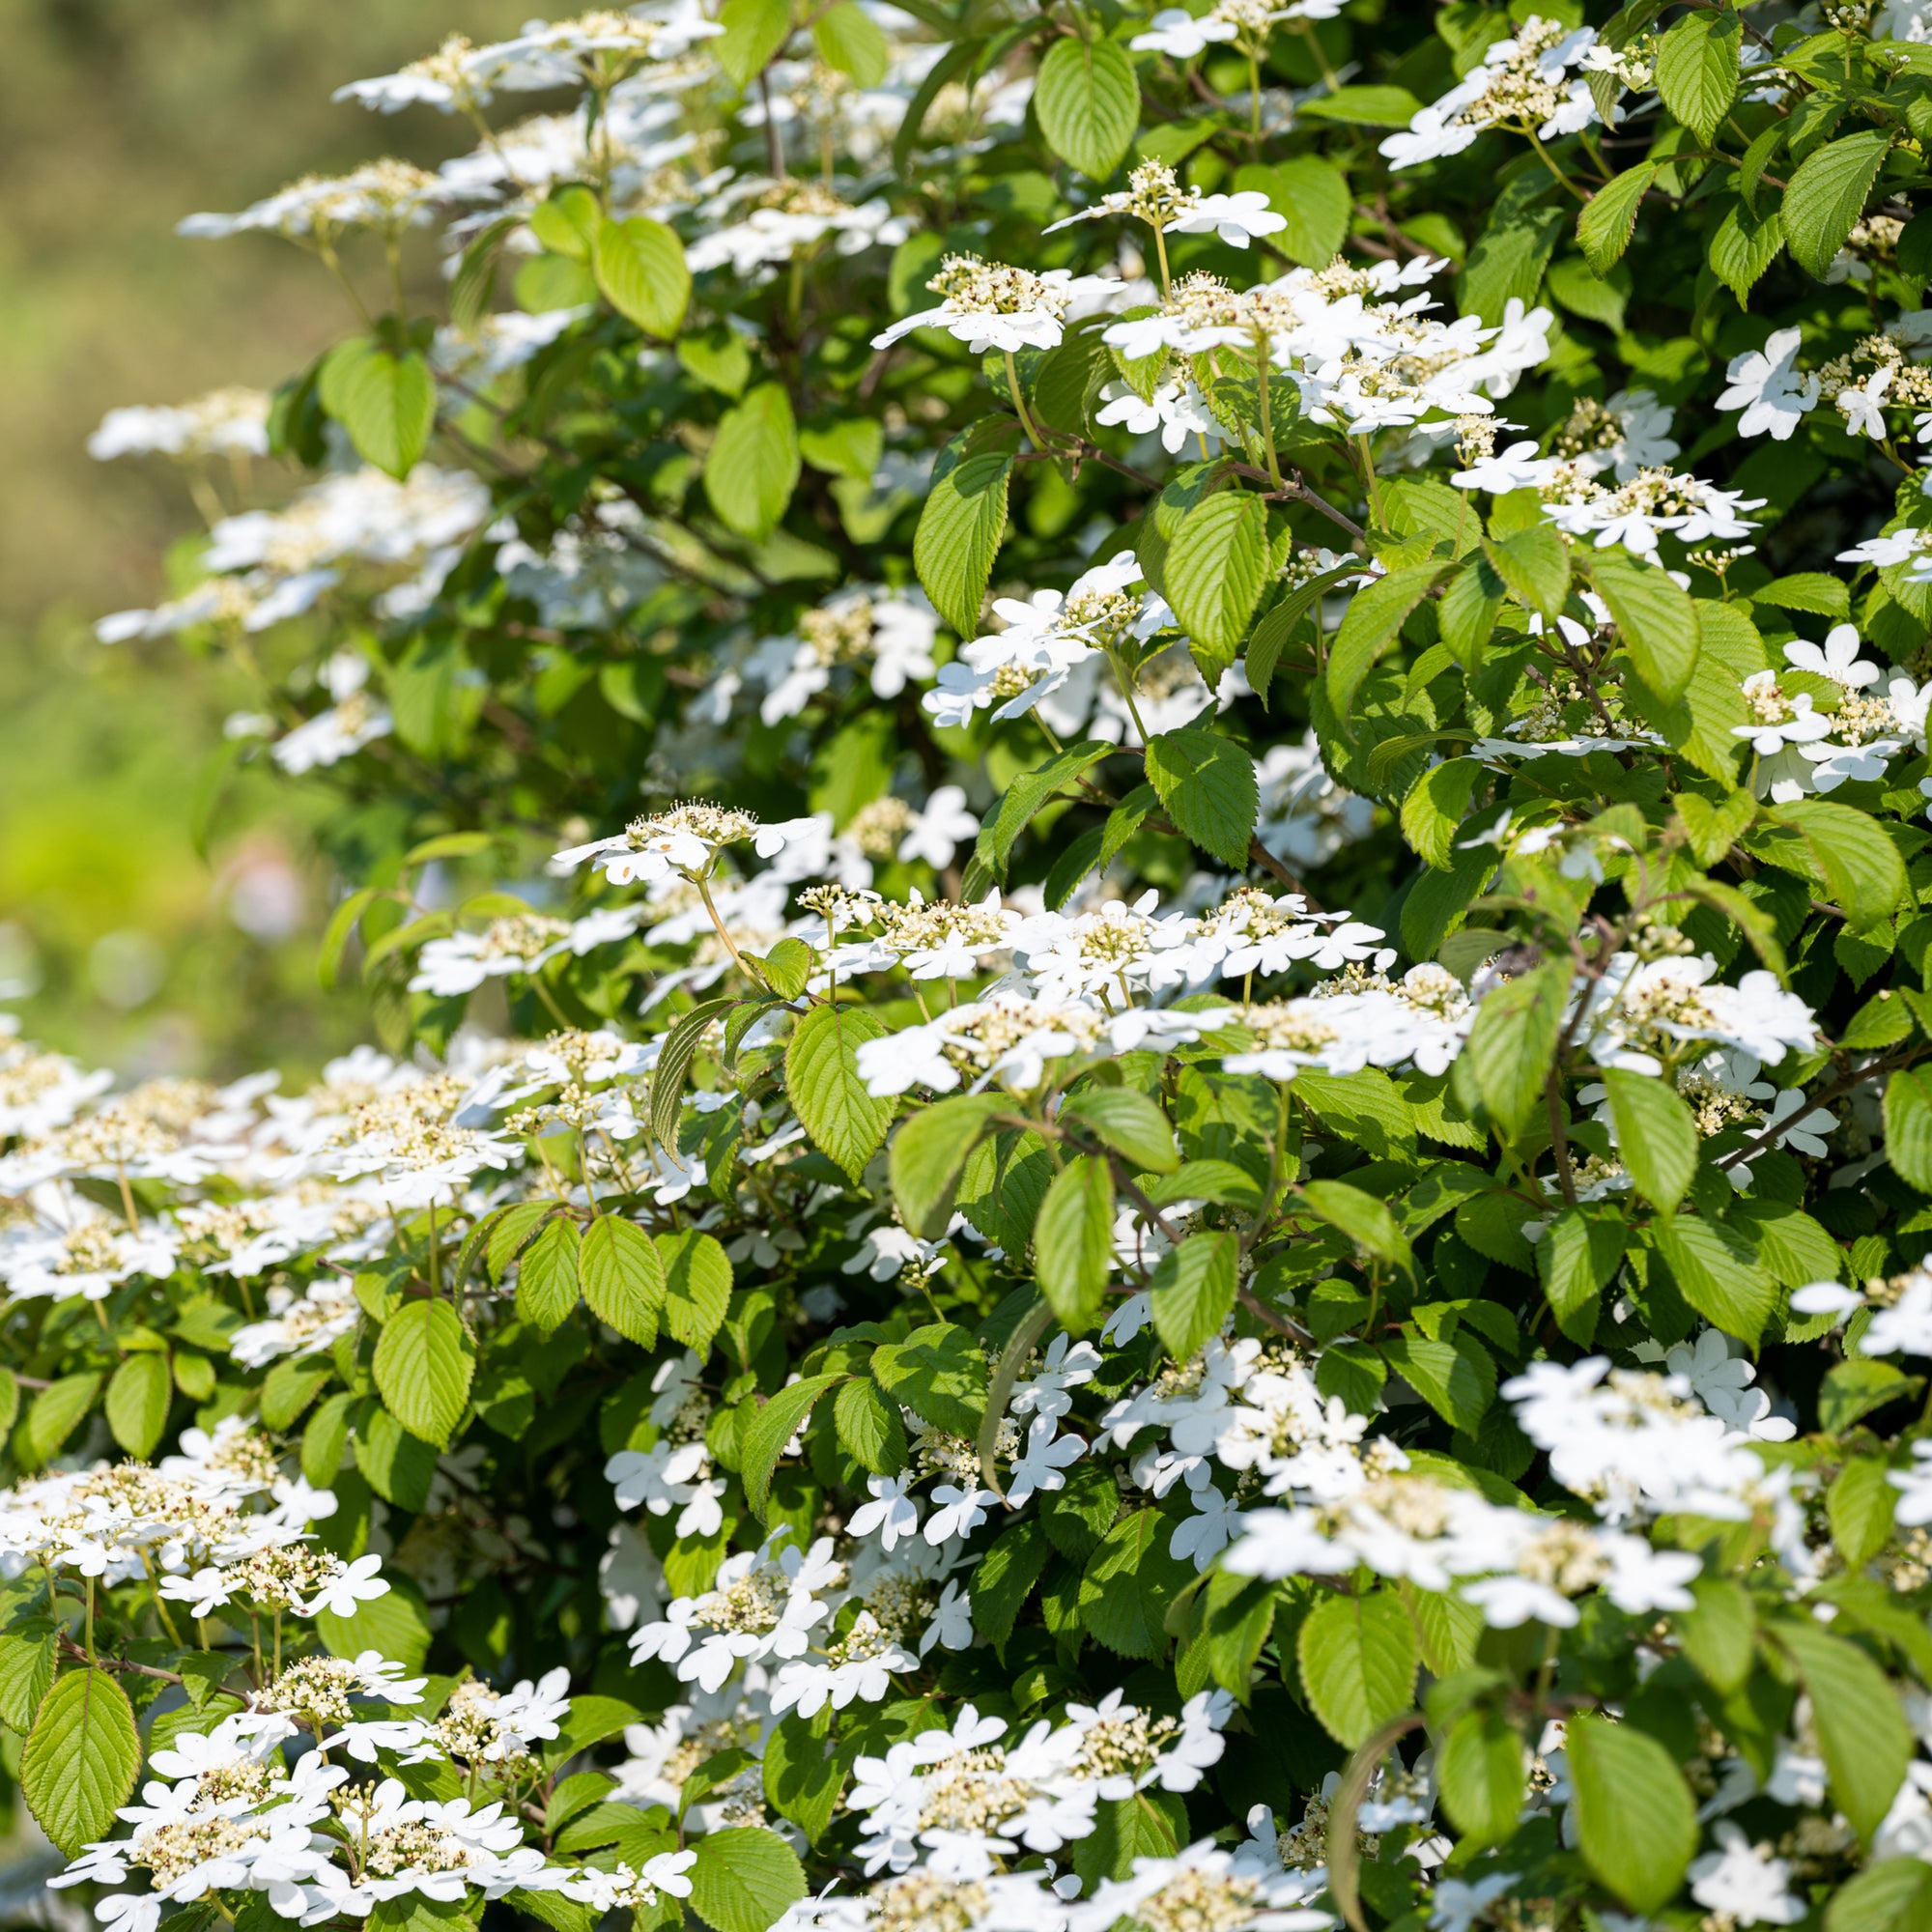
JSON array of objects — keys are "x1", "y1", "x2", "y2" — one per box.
[
  {"x1": 1151, "y1": 1231, "x2": 1239, "y2": 1362},
  {"x1": 1059, "y1": 1087, "x2": 1179, "y2": 1175},
  {"x1": 1565, "y1": 1713, "x2": 1697, "y2": 1914},
  {"x1": 372, "y1": 1297, "x2": 476, "y2": 1448},
  {"x1": 689, "y1": 1826, "x2": 808, "y2": 1932},
  {"x1": 1576, "y1": 163, "x2": 1658, "y2": 274},
  {"x1": 810, "y1": 2, "x2": 887, "y2": 85},
  {"x1": 592, "y1": 213, "x2": 691, "y2": 339},
  {"x1": 1776, "y1": 1619, "x2": 1914, "y2": 1841},
  {"x1": 318, "y1": 339, "x2": 436, "y2": 480},
  {"x1": 742, "y1": 1374, "x2": 842, "y2": 1516},
  {"x1": 104, "y1": 1351, "x2": 171, "y2": 1460},
  {"x1": 786, "y1": 1001, "x2": 894, "y2": 1183},
  {"x1": 1592, "y1": 553, "x2": 1700, "y2": 703},
  {"x1": 1163, "y1": 492, "x2": 1269, "y2": 657},
  {"x1": 914, "y1": 447, "x2": 1013, "y2": 636},
  {"x1": 891, "y1": 1094, "x2": 1003, "y2": 1238},
  {"x1": 1297, "y1": 1589, "x2": 1419, "y2": 1747},
  {"x1": 20, "y1": 1668, "x2": 141, "y2": 1856},
  {"x1": 1145, "y1": 727, "x2": 1259, "y2": 870},
  {"x1": 580, "y1": 1216, "x2": 668, "y2": 1346},
  {"x1": 659, "y1": 1231, "x2": 733, "y2": 1356},
  {"x1": 1600, "y1": 1066, "x2": 1699, "y2": 1211},
  {"x1": 1035, "y1": 1154, "x2": 1116, "y2": 1334},
  {"x1": 517, "y1": 1216, "x2": 582, "y2": 1334},
  {"x1": 1034, "y1": 37, "x2": 1140, "y2": 181},
  {"x1": 705, "y1": 384, "x2": 801, "y2": 540},
  {"x1": 1462, "y1": 957, "x2": 1572, "y2": 1139},
  {"x1": 1782, "y1": 130, "x2": 1893, "y2": 280},
  {"x1": 1655, "y1": 10, "x2": 1739, "y2": 143}
]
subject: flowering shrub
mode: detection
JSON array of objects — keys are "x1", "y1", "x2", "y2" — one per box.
[{"x1": 26, "y1": 0, "x2": 1932, "y2": 1929}]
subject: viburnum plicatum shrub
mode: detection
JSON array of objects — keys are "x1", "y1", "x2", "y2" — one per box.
[{"x1": 32, "y1": 2, "x2": 1932, "y2": 1931}]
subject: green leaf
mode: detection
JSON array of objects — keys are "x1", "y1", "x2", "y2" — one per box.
[
  {"x1": 318, "y1": 338, "x2": 437, "y2": 480},
  {"x1": 1435, "y1": 558, "x2": 1500, "y2": 671},
  {"x1": 104, "y1": 1352, "x2": 171, "y2": 1460},
  {"x1": 971, "y1": 1515, "x2": 1051, "y2": 1650},
  {"x1": 1078, "y1": 1508, "x2": 1194, "y2": 1658},
  {"x1": 1034, "y1": 37, "x2": 1140, "y2": 181},
  {"x1": 914, "y1": 447, "x2": 1013, "y2": 636},
  {"x1": 743, "y1": 1375, "x2": 842, "y2": 1516},
  {"x1": 787, "y1": 1002, "x2": 894, "y2": 1183},
  {"x1": 20, "y1": 1668, "x2": 141, "y2": 1856},
  {"x1": 1536, "y1": 1205, "x2": 1624, "y2": 1343},
  {"x1": 689, "y1": 1826, "x2": 808, "y2": 1932},
  {"x1": 1437, "y1": 1705, "x2": 1524, "y2": 1847},
  {"x1": 833, "y1": 1377, "x2": 907, "y2": 1476},
  {"x1": 372, "y1": 1298, "x2": 476, "y2": 1449},
  {"x1": 485, "y1": 1201, "x2": 553, "y2": 1283},
  {"x1": 1830, "y1": 1458, "x2": 1899, "y2": 1570},
  {"x1": 580, "y1": 1216, "x2": 668, "y2": 1345},
  {"x1": 1755, "y1": 799, "x2": 1909, "y2": 926},
  {"x1": 891, "y1": 1094, "x2": 1002, "y2": 1238},
  {"x1": 1576, "y1": 163, "x2": 1658, "y2": 274},
  {"x1": 1776, "y1": 1618, "x2": 1914, "y2": 1840},
  {"x1": 1462, "y1": 956, "x2": 1572, "y2": 1139},
  {"x1": 592, "y1": 213, "x2": 690, "y2": 340},
  {"x1": 1145, "y1": 727, "x2": 1259, "y2": 869},
  {"x1": 810, "y1": 2, "x2": 887, "y2": 84},
  {"x1": 1592, "y1": 553, "x2": 1701, "y2": 704},
  {"x1": 1151, "y1": 1231, "x2": 1240, "y2": 1361},
  {"x1": 1782, "y1": 129, "x2": 1893, "y2": 280},
  {"x1": 1886, "y1": 1066, "x2": 1932, "y2": 1190},
  {"x1": 516, "y1": 1216, "x2": 582, "y2": 1334},
  {"x1": 966, "y1": 738, "x2": 1114, "y2": 892},
  {"x1": 715, "y1": 0, "x2": 792, "y2": 87},
  {"x1": 1655, "y1": 10, "x2": 1739, "y2": 143},
  {"x1": 659, "y1": 1231, "x2": 733, "y2": 1356},
  {"x1": 1297, "y1": 1589, "x2": 1418, "y2": 1747},
  {"x1": 650, "y1": 997, "x2": 737, "y2": 1152},
  {"x1": 762, "y1": 1715, "x2": 845, "y2": 1843},
  {"x1": 1163, "y1": 491, "x2": 1269, "y2": 657},
  {"x1": 1035, "y1": 1154, "x2": 1116, "y2": 1334},
  {"x1": 25, "y1": 1373, "x2": 100, "y2": 1468},
  {"x1": 1820, "y1": 1359, "x2": 1921, "y2": 1435},
  {"x1": 1401, "y1": 758, "x2": 1483, "y2": 870},
  {"x1": 1327, "y1": 566, "x2": 1443, "y2": 724},
  {"x1": 1483, "y1": 524, "x2": 1570, "y2": 621},
  {"x1": 1297, "y1": 85, "x2": 1424, "y2": 126},
  {"x1": 1565, "y1": 1713, "x2": 1697, "y2": 1914},
  {"x1": 1675, "y1": 1577, "x2": 1756, "y2": 1695},
  {"x1": 1648, "y1": 1216, "x2": 1776, "y2": 1345},
  {"x1": 872, "y1": 1322, "x2": 988, "y2": 1436},
  {"x1": 1710, "y1": 195, "x2": 1786, "y2": 306},
  {"x1": 1300, "y1": 1179, "x2": 1411, "y2": 1266},
  {"x1": 706, "y1": 384, "x2": 801, "y2": 541},
  {"x1": 1600, "y1": 1067, "x2": 1699, "y2": 1212},
  {"x1": 1060, "y1": 1087, "x2": 1179, "y2": 1174},
  {"x1": 1825, "y1": 1859, "x2": 1932, "y2": 1932},
  {"x1": 1382, "y1": 1332, "x2": 1495, "y2": 1434},
  {"x1": 0, "y1": 1620, "x2": 56, "y2": 1733}
]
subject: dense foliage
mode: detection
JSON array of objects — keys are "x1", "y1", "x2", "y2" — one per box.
[{"x1": 18, "y1": 0, "x2": 1932, "y2": 1928}]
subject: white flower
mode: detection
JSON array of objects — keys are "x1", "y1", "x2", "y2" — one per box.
[
  {"x1": 899, "y1": 786, "x2": 979, "y2": 868},
  {"x1": 300, "y1": 1552, "x2": 389, "y2": 1618},
  {"x1": 1783, "y1": 623, "x2": 1880, "y2": 689},
  {"x1": 848, "y1": 1473, "x2": 922, "y2": 1549},
  {"x1": 1717, "y1": 327, "x2": 1821, "y2": 440},
  {"x1": 923, "y1": 1483, "x2": 996, "y2": 1546},
  {"x1": 1689, "y1": 1822, "x2": 1806, "y2": 1925},
  {"x1": 1006, "y1": 1417, "x2": 1086, "y2": 1505},
  {"x1": 1838, "y1": 362, "x2": 1895, "y2": 440}
]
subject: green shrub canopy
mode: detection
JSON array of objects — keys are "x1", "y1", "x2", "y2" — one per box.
[{"x1": 12, "y1": 1, "x2": 1932, "y2": 1928}]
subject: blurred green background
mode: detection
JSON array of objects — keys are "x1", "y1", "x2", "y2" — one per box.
[{"x1": 0, "y1": 0, "x2": 531, "y2": 1080}]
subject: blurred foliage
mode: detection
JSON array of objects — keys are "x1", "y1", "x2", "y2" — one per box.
[{"x1": 0, "y1": 0, "x2": 529, "y2": 1076}]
